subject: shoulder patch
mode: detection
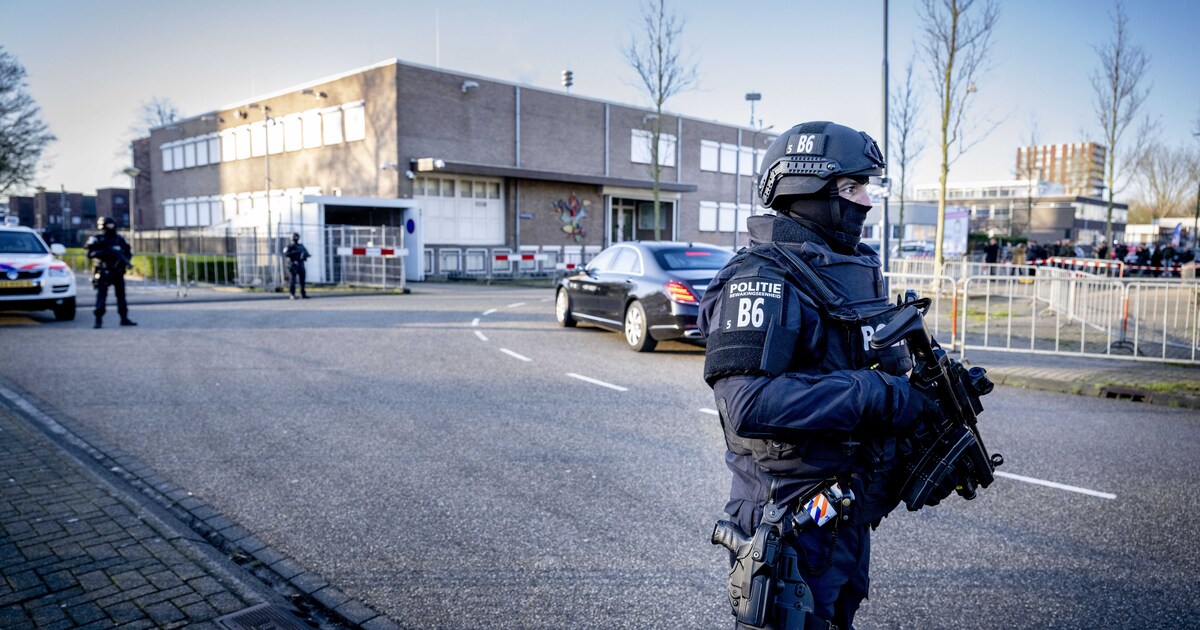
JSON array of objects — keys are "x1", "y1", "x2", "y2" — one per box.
[{"x1": 721, "y1": 276, "x2": 784, "y2": 332}]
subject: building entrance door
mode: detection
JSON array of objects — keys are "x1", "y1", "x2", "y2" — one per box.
[{"x1": 611, "y1": 197, "x2": 672, "y2": 243}]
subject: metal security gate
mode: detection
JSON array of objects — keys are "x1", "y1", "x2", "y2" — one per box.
[
  {"x1": 323, "y1": 225, "x2": 406, "y2": 290},
  {"x1": 234, "y1": 226, "x2": 285, "y2": 288}
]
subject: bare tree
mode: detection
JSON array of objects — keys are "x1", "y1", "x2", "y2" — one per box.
[
  {"x1": 623, "y1": 0, "x2": 697, "y2": 241},
  {"x1": 130, "y1": 96, "x2": 181, "y2": 137},
  {"x1": 1013, "y1": 116, "x2": 1041, "y2": 237},
  {"x1": 889, "y1": 59, "x2": 925, "y2": 253},
  {"x1": 1092, "y1": 0, "x2": 1151, "y2": 246},
  {"x1": 1129, "y1": 142, "x2": 1196, "y2": 223},
  {"x1": 918, "y1": 0, "x2": 1000, "y2": 275},
  {"x1": 0, "y1": 46, "x2": 55, "y2": 195}
]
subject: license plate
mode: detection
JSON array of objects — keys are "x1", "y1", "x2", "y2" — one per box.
[{"x1": 0, "y1": 279, "x2": 34, "y2": 288}]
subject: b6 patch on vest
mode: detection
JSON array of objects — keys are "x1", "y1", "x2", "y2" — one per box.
[{"x1": 722, "y1": 278, "x2": 784, "y2": 332}]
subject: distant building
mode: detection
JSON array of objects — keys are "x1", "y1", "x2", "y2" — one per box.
[
  {"x1": 1016, "y1": 142, "x2": 1106, "y2": 197},
  {"x1": 913, "y1": 179, "x2": 1127, "y2": 245},
  {"x1": 134, "y1": 58, "x2": 775, "y2": 280},
  {"x1": 4, "y1": 188, "x2": 129, "y2": 247}
]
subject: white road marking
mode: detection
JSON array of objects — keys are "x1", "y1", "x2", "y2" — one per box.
[
  {"x1": 474, "y1": 330, "x2": 488, "y2": 342},
  {"x1": 500, "y1": 348, "x2": 531, "y2": 362},
  {"x1": 483, "y1": 308, "x2": 497, "y2": 316},
  {"x1": 994, "y1": 471, "x2": 1117, "y2": 500},
  {"x1": 566, "y1": 373, "x2": 628, "y2": 392},
  {"x1": 471, "y1": 317, "x2": 479, "y2": 326},
  {"x1": 507, "y1": 302, "x2": 526, "y2": 308},
  {"x1": 699, "y1": 408, "x2": 718, "y2": 416}
]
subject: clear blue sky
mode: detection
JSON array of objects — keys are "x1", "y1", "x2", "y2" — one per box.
[{"x1": 2, "y1": 0, "x2": 1197, "y2": 200}]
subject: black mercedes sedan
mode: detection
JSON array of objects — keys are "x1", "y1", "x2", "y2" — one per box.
[{"x1": 554, "y1": 241, "x2": 734, "y2": 351}]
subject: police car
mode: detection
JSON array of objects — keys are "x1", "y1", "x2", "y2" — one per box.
[{"x1": 0, "y1": 225, "x2": 77, "y2": 321}]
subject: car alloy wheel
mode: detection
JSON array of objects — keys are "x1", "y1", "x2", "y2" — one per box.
[
  {"x1": 556, "y1": 288, "x2": 577, "y2": 327},
  {"x1": 624, "y1": 300, "x2": 657, "y2": 352}
]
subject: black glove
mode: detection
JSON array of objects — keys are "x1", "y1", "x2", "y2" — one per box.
[{"x1": 892, "y1": 383, "x2": 943, "y2": 435}]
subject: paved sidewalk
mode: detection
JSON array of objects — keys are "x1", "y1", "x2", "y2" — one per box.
[{"x1": 0, "y1": 404, "x2": 273, "y2": 629}]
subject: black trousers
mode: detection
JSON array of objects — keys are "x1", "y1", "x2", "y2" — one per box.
[
  {"x1": 289, "y1": 263, "x2": 307, "y2": 296},
  {"x1": 94, "y1": 272, "x2": 128, "y2": 318}
]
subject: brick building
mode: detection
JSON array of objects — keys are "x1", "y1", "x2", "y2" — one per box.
[
  {"x1": 135, "y1": 58, "x2": 776, "y2": 280},
  {"x1": 4, "y1": 188, "x2": 129, "y2": 247},
  {"x1": 1015, "y1": 142, "x2": 1106, "y2": 197}
]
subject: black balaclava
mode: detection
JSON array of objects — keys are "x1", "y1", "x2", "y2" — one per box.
[
  {"x1": 781, "y1": 181, "x2": 870, "y2": 253},
  {"x1": 102, "y1": 221, "x2": 116, "y2": 236}
]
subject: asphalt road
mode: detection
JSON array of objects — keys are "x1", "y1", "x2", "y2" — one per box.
[{"x1": 1, "y1": 284, "x2": 1198, "y2": 629}]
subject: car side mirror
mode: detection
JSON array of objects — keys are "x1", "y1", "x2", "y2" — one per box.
[{"x1": 50, "y1": 243, "x2": 66, "y2": 256}]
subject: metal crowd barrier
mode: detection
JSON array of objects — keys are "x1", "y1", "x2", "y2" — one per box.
[{"x1": 958, "y1": 272, "x2": 1199, "y2": 364}]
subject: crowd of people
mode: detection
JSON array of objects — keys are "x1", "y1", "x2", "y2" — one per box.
[{"x1": 979, "y1": 238, "x2": 1197, "y2": 278}]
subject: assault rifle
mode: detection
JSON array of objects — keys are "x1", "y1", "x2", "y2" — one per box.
[{"x1": 870, "y1": 298, "x2": 1004, "y2": 510}]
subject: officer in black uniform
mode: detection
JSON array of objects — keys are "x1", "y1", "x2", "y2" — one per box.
[
  {"x1": 85, "y1": 216, "x2": 136, "y2": 329},
  {"x1": 283, "y1": 233, "x2": 310, "y2": 299},
  {"x1": 700, "y1": 121, "x2": 942, "y2": 629}
]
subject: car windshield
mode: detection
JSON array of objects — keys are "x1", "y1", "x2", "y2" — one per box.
[
  {"x1": 653, "y1": 247, "x2": 732, "y2": 271},
  {"x1": 0, "y1": 232, "x2": 48, "y2": 254}
]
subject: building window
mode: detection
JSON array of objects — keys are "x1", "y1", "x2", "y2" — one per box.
[
  {"x1": 172, "y1": 145, "x2": 185, "y2": 170},
  {"x1": 698, "y1": 201, "x2": 718, "y2": 231},
  {"x1": 719, "y1": 143, "x2": 737, "y2": 174},
  {"x1": 718, "y1": 202, "x2": 737, "y2": 232},
  {"x1": 183, "y1": 142, "x2": 197, "y2": 168},
  {"x1": 235, "y1": 126, "x2": 251, "y2": 160},
  {"x1": 208, "y1": 136, "x2": 220, "y2": 164},
  {"x1": 250, "y1": 122, "x2": 266, "y2": 157},
  {"x1": 283, "y1": 114, "x2": 303, "y2": 152},
  {"x1": 302, "y1": 110, "x2": 322, "y2": 149},
  {"x1": 738, "y1": 147, "x2": 753, "y2": 176},
  {"x1": 220, "y1": 130, "x2": 237, "y2": 162},
  {"x1": 631, "y1": 129, "x2": 676, "y2": 167},
  {"x1": 162, "y1": 146, "x2": 174, "y2": 171},
  {"x1": 700, "y1": 140, "x2": 719, "y2": 172},
  {"x1": 267, "y1": 119, "x2": 284, "y2": 154},
  {"x1": 322, "y1": 107, "x2": 343, "y2": 145},
  {"x1": 195, "y1": 139, "x2": 209, "y2": 166},
  {"x1": 343, "y1": 101, "x2": 365, "y2": 142}
]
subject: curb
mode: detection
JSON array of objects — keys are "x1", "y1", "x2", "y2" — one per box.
[
  {"x1": 986, "y1": 366, "x2": 1200, "y2": 409},
  {"x1": 0, "y1": 376, "x2": 401, "y2": 630}
]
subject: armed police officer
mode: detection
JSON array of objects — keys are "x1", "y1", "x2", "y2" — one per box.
[
  {"x1": 700, "y1": 122, "x2": 945, "y2": 629},
  {"x1": 284, "y1": 233, "x2": 310, "y2": 299},
  {"x1": 86, "y1": 216, "x2": 136, "y2": 329}
]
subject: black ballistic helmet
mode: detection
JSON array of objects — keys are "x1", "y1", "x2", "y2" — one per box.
[
  {"x1": 291, "y1": 232, "x2": 300, "y2": 242},
  {"x1": 756, "y1": 121, "x2": 885, "y2": 210},
  {"x1": 97, "y1": 216, "x2": 116, "y2": 230}
]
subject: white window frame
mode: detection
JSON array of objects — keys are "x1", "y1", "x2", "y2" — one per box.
[
  {"x1": 183, "y1": 141, "x2": 197, "y2": 168},
  {"x1": 718, "y1": 202, "x2": 737, "y2": 232},
  {"x1": 207, "y1": 136, "x2": 220, "y2": 164},
  {"x1": 738, "y1": 147, "x2": 754, "y2": 176},
  {"x1": 220, "y1": 130, "x2": 237, "y2": 162},
  {"x1": 250, "y1": 121, "x2": 266, "y2": 157},
  {"x1": 235, "y1": 126, "x2": 251, "y2": 160},
  {"x1": 719, "y1": 143, "x2": 737, "y2": 175},
  {"x1": 283, "y1": 114, "x2": 303, "y2": 152},
  {"x1": 698, "y1": 201, "x2": 718, "y2": 231},
  {"x1": 172, "y1": 145, "x2": 185, "y2": 171},
  {"x1": 195, "y1": 138, "x2": 209, "y2": 166},
  {"x1": 700, "y1": 140, "x2": 719, "y2": 172},
  {"x1": 321, "y1": 106, "x2": 343, "y2": 145},
  {"x1": 161, "y1": 145, "x2": 174, "y2": 171},
  {"x1": 343, "y1": 101, "x2": 365, "y2": 142},
  {"x1": 631, "y1": 129, "x2": 677, "y2": 167},
  {"x1": 267, "y1": 118, "x2": 284, "y2": 155},
  {"x1": 302, "y1": 109, "x2": 322, "y2": 149}
]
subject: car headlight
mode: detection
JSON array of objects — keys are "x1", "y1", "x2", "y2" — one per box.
[{"x1": 48, "y1": 267, "x2": 71, "y2": 278}]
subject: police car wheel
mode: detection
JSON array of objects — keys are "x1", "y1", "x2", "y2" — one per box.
[
  {"x1": 53, "y1": 297, "x2": 76, "y2": 322},
  {"x1": 624, "y1": 300, "x2": 657, "y2": 352},
  {"x1": 556, "y1": 288, "x2": 577, "y2": 327}
]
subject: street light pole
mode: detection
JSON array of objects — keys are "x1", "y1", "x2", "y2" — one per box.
[
  {"x1": 249, "y1": 103, "x2": 276, "y2": 287},
  {"x1": 122, "y1": 167, "x2": 141, "y2": 250},
  {"x1": 742, "y1": 124, "x2": 774, "y2": 249},
  {"x1": 880, "y1": 0, "x2": 891, "y2": 274}
]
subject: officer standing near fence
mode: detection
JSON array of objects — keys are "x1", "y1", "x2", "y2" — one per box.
[
  {"x1": 85, "y1": 216, "x2": 136, "y2": 329},
  {"x1": 284, "y1": 232, "x2": 310, "y2": 299},
  {"x1": 700, "y1": 121, "x2": 944, "y2": 629}
]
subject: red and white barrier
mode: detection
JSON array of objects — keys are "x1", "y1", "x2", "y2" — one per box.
[
  {"x1": 336, "y1": 247, "x2": 408, "y2": 257},
  {"x1": 493, "y1": 253, "x2": 548, "y2": 262}
]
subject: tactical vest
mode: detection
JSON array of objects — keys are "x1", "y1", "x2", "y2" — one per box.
[{"x1": 705, "y1": 239, "x2": 913, "y2": 523}]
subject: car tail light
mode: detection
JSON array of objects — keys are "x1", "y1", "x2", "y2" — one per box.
[{"x1": 665, "y1": 280, "x2": 698, "y2": 304}]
